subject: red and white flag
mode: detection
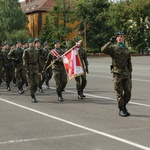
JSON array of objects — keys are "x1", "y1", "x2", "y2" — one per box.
[
  {"x1": 51, "y1": 49, "x2": 60, "y2": 58},
  {"x1": 63, "y1": 46, "x2": 84, "y2": 80}
]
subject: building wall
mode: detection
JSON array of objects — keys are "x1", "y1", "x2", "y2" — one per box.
[
  {"x1": 26, "y1": 11, "x2": 79, "y2": 40},
  {"x1": 26, "y1": 13, "x2": 39, "y2": 37}
]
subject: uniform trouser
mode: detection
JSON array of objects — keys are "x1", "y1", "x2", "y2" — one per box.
[
  {"x1": 39, "y1": 66, "x2": 46, "y2": 88},
  {"x1": 0, "y1": 66, "x2": 3, "y2": 84},
  {"x1": 53, "y1": 70, "x2": 67, "y2": 96},
  {"x1": 12, "y1": 66, "x2": 16, "y2": 84},
  {"x1": 26, "y1": 72, "x2": 39, "y2": 95},
  {"x1": 3, "y1": 66, "x2": 13, "y2": 84},
  {"x1": 113, "y1": 74, "x2": 132, "y2": 108},
  {"x1": 15, "y1": 67, "x2": 26, "y2": 90},
  {"x1": 45, "y1": 68, "x2": 52, "y2": 85},
  {"x1": 75, "y1": 71, "x2": 87, "y2": 93}
]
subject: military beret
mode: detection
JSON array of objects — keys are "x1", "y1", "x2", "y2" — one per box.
[
  {"x1": 28, "y1": 37, "x2": 34, "y2": 43},
  {"x1": 74, "y1": 37, "x2": 81, "y2": 42},
  {"x1": 10, "y1": 42, "x2": 15, "y2": 47},
  {"x1": 2, "y1": 41, "x2": 8, "y2": 47},
  {"x1": 54, "y1": 39, "x2": 60, "y2": 44},
  {"x1": 15, "y1": 40, "x2": 21, "y2": 45},
  {"x1": 44, "y1": 41, "x2": 48, "y2": 46},
  {"x1": 116, "y1": 31, "x2": 124, "y2": 36},
  {"x1": 34, "y1": 38, "x2": 40, "y2": 44},
  {"x1": 23, "y1": 41, "x2": 27, "y2": 45}
]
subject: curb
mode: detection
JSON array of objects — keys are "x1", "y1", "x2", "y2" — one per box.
[{"x1": 87, "y1": 53, "x2": 150, "y2": 57}]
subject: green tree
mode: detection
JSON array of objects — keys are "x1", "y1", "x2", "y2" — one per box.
[
  {"x1": 107, "y1": 0, "x2": 150, "y2": 54},
  {"x1": 39, "y1": 15, "x2": 52, "y2": 45},
  {"x1": 48, "y1": 0, "x2": 73, "y2": 43},
  {"x1": 5, "y1": 29, "x2": 30, "y2": 44},
  {"x1": 127, "y1": 0, "x2": 150, "y2": 54},
  {"x1": 72, "y1": 0, "x2": 111, "y2": 50},
  {"x1": 0, "y1": 0, "x2": 27, "y2": 43}
]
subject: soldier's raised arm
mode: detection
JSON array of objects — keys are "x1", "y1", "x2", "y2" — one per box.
[{"x1": 101, "y1": 36, "x2": 116, "y2": 55}]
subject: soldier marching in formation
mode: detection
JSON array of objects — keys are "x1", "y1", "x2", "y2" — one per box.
[
  {"x1": 22, "y1": 37, "x2": 40, "y2": 103},
  {"x1": 0, "y1": 37, "x2": 88, "y2": 104},
  {"x1": 1, "y1": 41, "x2": 13, "y2": 91},
  {"x1": 1, "y1": 34, "x2": 133, "y2": 118},
  {"x1": 44, "y1": 40, "x2": 67, "y2": 101},
  {"x1": 43, "y1": 41, "x2": 52, "y2": 89},
  {"x1": 8, "y1": 40, "x2": 26, "y2": 94},
  {"x1": 74, "y1": 38, "x2": 89, "y2": 99}
]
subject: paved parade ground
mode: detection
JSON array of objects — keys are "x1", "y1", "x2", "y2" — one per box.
[{"x1": 0, "y1": 56, "x2": 150, "y2": 150}]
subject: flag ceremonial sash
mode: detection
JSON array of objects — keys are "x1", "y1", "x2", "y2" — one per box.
[
  {"x1": 51, "y1": 49, "x2": 60, "y2": 58},
  {"x1": 63, "y1": 46, "x2": 84, "y2": 80}
]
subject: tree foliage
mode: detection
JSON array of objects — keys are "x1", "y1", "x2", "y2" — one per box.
[
  {"x1": 0, "y1": 0, "x2": 27, "y2": 44},
  {"x1": 41, "y1": 0, "x2": 73, "y2": 47},
  {"x1": 5, "y1": 30, "x2": 30, "y2": 44},
  {"x1": 39, "y1": 16, "x2": 52, "y2": 45},
  {"x1": 72, "y1": 0, "x2": 111, "y2": 50},
  {"x1": 107, "y1": 0, "x2": 150, "y2": 53}
]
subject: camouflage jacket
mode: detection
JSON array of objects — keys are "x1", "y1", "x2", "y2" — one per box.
[
  {"x1": 8, "y1": 47, "x2": 23, "y2": 68},
  {"x1": 0, "y1": 49, "x2": 3, "y2": 67},
  {"x1": 22, "y1": 46, "x2": 40, "y2": 72},
  {"x1": 45, "y1": 48, "x2": 65, "y2": 71},
  {"x1": 101, "y1": 42, "x2": 132, "y2": 75},
  {"x1": 78, "y1": 46, "x2": 89, "y2": 69},
  {"x1": 35, "y1": 47, "x2": 46, "y2": 68},
  {"x1": 1, "y1": 49, "x2": 13, "y2": 67},
  {"x1": 43, "y1": 47, "x2": 51, "y2": 58}
]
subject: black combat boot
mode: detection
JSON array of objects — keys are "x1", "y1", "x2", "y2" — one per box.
[
  {"x1": 46, "y1": 82, "x2": 50, "y2": 89},
  {"x1": 119, "y1": 107, "x2": 128, "y2": 117},
  {"x1": 7, "y1": 84, "x2": 11, "y2": 91},
  {"x1": 18, "y1": 84, "x2": 24, "y2": 94},
  {"x1": 39, "y1": 86, "x2": 44, "y2": 93},
  {"x1": 81, "y1": 90, "x2": 86, "y2": 97},
  {"x1": 58, "y1": 92, "x2": 63, "y2": 101},
  {"x1": 31, "y1": 94, "x2": 37, "y2": 103},
  {"x1": 77, "y1": 91, "x2": 83, "y2": 99},
  {"x1": 124, "y1": 106, "x2": 130, "y2": 116}
]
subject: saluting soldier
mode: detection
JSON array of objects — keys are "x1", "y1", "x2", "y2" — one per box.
[
  {"x1": 74, "y1": 38, "x2": 89, "y2": 99},
  {"x1": 44, "y1": 40, "x2": 67, "y2": 101},
  {"x1": 43, "y1": 41, "x2": 52, "y2": 89},
  {"x1": 8, "y1": 40, "x2": 26, "y2": 94},
  {"x1": 101, "y1": 31, "x2": 132, "y2": 117},
  {"x1": 22, "y1": 38, "x2": 40, "y2": 103}
]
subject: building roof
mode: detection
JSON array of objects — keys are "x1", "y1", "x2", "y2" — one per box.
[{"x1": 20, "y1": 0, "x2": 54, "y2": 14}]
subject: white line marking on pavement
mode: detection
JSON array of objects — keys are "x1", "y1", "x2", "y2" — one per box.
[
  {"x1": 0, "y1": 133, "x2": 90, "y2": 145},
  {"x1": 88, "y1": 74, "x2": 150, "y2": 82},
  {"x1": 0, "y1": 98, "x2": 150, "y2": 150}
]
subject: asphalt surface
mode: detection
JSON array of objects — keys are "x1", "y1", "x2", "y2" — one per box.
[{"x1": 0, "y1": 56, "x2": 150, "y2": 150}]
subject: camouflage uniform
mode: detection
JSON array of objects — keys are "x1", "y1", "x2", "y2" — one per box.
[
  {"x1": 8, "y1": 42, "x2": 26, "y2": 94},
  {"x1": 22, "y1": 41, "x2": 29, "y2": 89},
  {"x1": 1, "y1": 43, "x2": 13, "y2": 90},
  {"x1": 34, "y1": 39, "x2": 45, "y2": 93},
  {"x1": 74, "y1": 42, "x2": 89, "y2": 99},
  {"x1": 45, "y1": 41, "x2": 67, "y2": 101},
  {"x1": 0, "y1": 48, "x2": 3, "y2": 84},
  {"x1": 22, "y1": 38, "x2": 40, "y2": 103},
  {"x1": 43, "y1": 44, "x2": 52, "y2": 89},
  {"x1": 101, "y1": 38, "x2": 132, "y2": 116}
]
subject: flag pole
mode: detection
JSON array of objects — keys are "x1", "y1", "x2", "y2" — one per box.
[{"x1": 40, "y1": 40, "x2": 82, "y2": 75}]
